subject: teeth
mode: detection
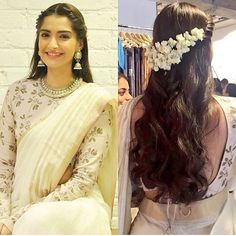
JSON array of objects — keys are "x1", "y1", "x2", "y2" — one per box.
[{"x1": 47, "y1": 52, "x2": 61, "y2": 56}]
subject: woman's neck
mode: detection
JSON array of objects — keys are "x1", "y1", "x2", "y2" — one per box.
[{"x1": 45, "y1": 68, "x2": 75, "y2": 89}]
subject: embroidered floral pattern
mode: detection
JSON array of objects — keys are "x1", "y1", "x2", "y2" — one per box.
[
  {"x1": 0, "y1": 78, "x2": 113, "y2": 226},
  {"x1": 7, "y1": 79, "x2": 64, "y2": 139},
  {"x1": 203, "y1": 96, "x2": 236, "y2": 198}
]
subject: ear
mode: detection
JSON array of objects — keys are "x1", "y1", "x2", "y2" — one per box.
[{"x1": 76, "y1": 40, "x2": 83, "y2": 51}]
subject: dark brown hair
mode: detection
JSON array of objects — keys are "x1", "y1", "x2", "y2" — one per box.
[
  {"x1": 118, "y1": 72, "x2": 128, "y2": 81},
  {"x1": 226, "y1": 83, "x2": 236, "y2": 97},
  {"x1": 131, "y1": 2, "x2": 215, "y2": 204},
  {"x1": 28, "y1": 3, "x2": 93, "y2": 83}
]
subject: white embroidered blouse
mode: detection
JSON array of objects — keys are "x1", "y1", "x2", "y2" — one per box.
[{"x1": 0, "y1": 78, "x2": 113, "y2": 230}]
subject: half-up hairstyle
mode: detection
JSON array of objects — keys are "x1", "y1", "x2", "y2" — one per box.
[
  {"x1": 28, "y1": 3, "x2": 93, "y2": 83},
  {"x1": 131, "y1": 2, "x2": 215, "y2": 204}
]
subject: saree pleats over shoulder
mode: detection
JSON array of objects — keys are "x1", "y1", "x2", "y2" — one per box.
[{"x1": 11, "y1": 83, "x2": 117, "y2": 234}]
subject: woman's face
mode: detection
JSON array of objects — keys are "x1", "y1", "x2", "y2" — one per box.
[
  {"x1": 38, "y1": 15, "x2": 82, "y2": 70},
  {"x1": 118, "y1": 77, "x2": 133, "y2": 105}
]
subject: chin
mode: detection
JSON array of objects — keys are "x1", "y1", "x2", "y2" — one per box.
[{"x1": 45, "y1": 62, "x2": 71, "y2": 70}]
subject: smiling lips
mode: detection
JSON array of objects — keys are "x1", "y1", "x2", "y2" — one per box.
[{"x1": 46, "y1": 51, "x2": 63, "y2": 57}]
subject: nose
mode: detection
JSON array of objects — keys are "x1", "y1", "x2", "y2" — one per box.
[
  {"x1": 125, "y1": 92, "x2": 133, "y2": 101},
  {"x1": 48, "y1": 37, "x2": 59, "y2": 49}
]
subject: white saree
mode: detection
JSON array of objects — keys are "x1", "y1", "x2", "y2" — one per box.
[
  {"x1": 118, "y1": 96, "x2": 236, "y2": 234},
  {"x1": 7, "y1": 82, "x2": 117, "y2": 234}
]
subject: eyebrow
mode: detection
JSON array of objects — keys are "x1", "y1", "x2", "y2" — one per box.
[{"x1": 39, "y1": 29, "x2": 72, "y2": 34}]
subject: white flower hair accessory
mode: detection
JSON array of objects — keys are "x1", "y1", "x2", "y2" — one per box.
[{"x1": 146, "y1": 27, "x2": 205, "y2": 72}]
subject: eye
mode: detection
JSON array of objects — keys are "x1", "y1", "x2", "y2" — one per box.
[
  {"x1": 40, "y1": 32, "x2": 50, "y2": 38},
  {"x1": 59, "y1": 34, "x2": 70, "y2": 40},
  {"x1": 118, "y1": 89, "x2": 126, "y2": 96}
]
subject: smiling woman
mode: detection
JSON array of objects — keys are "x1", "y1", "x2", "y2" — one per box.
[
  {"x1": 29, "y1": 3, "x2": 92, "y2": 84},
  {"x1": 37, "y1": 14, "x2": 84, "y2": 89},
  {"x1": 0, "y1": 3, "x2": 117, "y2": 235}
]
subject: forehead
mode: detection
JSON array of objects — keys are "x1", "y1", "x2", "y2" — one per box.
[
  {"x1": 119, "y1": 77, "x2": 129, "y2": 88},
  {"x1": 40, "y1": 15, "x2": 74, "y2": 32}
]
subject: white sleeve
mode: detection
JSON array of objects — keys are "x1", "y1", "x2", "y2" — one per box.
[
  {"x1": 10, "y1": 105, "x2": 113, "y2": 224},
  {"x1": 0, "y1": 89, "x2": 16, "y2": 230}
]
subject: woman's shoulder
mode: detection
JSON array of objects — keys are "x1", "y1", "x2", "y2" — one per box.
[
  {"x1": 131, "y1": 98, "x2": 145, "y2": 124},
  {"x1": 119, "y1": 96, "x2": 143, "y2": 110},
  {"x1": 7, "y1": 78, "x2": 39, "y2": 93},
  {"x1": 80, "y1": 82, "x2": 118, "y2": 113},
  {"x1": 118, "y1": 96, "x2": 144, "y2": 123},
  {"x1": 83, "y1": 82, "x2": 115, "y2": 99}
]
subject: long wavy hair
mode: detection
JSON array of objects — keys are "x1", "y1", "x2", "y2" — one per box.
[
  {"x1": 28, "y1": 3, "x2": 93, "y2": 83},
  {"x1": 130, "y1": 2, "x2": 215, "y2": 204}
]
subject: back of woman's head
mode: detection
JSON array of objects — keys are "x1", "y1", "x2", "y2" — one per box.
[
  {"x1": 131, "y1": 2, "x2": 215, "y2": 204},
  {"x1": 118, "y1": 72, "x2": 128, "y2": 81},
  {"x1": 151, "y1": 2, "x2": 214, "y2": 103}
]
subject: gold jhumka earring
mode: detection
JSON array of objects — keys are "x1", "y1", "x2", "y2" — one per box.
[
  {"x1": 37, "y1": 58, "x2": 46, "y2": 68},
  {"x1": 74, "y1": 51, "x2": 82, "y2": 70}
]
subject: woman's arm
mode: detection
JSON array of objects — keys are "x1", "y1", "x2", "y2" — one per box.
[
  {"x1": 44, "y1": 105, "x2": 113, "y2": 200},
  {"x1": 0, "y1": 89, "x2": 16, "y2": 233},
  {"x1": 44, "y1": 108, "x2": 112, "y2": 201},
  {"x1": 9, "y1": 104, "x2": 113, "y2": 223}
]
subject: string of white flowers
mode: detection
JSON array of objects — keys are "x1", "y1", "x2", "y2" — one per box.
[{"x1": 145, "y1": 28, "x2": 205, "y2": 72}]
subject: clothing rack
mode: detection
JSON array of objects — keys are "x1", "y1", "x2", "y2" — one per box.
[
  {"x1": 119, "y1": 31, "x2": 152, "y2": 49},
  {"x1": 118, "y1": 24, "x2": 152, "y2": 32},
  {"x1": 118, "y1": 25, "x2": 152, "y2": 97}
]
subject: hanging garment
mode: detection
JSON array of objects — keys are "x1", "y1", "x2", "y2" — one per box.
[{"x1": 118, "y1": 37, "x2": 126, "y2": 73}]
